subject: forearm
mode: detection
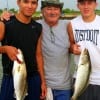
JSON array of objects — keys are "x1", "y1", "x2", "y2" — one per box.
[
  {"x1": 37, "y1": 55, "x2": 46, "y2": 84},
  {"x1": 36, "y1": 35, "x2": 46, "y2": 84},
  {"x1": 0, "y1": 45, "x2": 8, "y2": 54},
  {"x1": 37, "y1": 53, "x2": 47, "y2": 100},
  {"x1": 69, "y1": 44, "x2": 74, "y2": 53}
]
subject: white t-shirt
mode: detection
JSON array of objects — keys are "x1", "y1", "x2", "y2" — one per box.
[{"x1": 71, "y1": 15, "x2": 100, "y2": 85}]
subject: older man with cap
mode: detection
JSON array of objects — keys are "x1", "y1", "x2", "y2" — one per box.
[
  {"x1": 67, "y1": 0, "x2": 100, "y2": 100},
  {"x1": 38, "y1": 0, "x2": 72, "y2": 100},
  {"x1": 0, "y1": 0, "x2": 72, "y2": 100}
]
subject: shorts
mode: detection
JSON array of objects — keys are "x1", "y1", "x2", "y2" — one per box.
[
  {"x1": 0, "y1": 73, "x2": 41, "y2": 100},
  {"x1": 78, "y1": 84, "x2": 100, "y2": 100},
  {"x1": 52, "y1": 89, "x2": 72, "y2": 100}
]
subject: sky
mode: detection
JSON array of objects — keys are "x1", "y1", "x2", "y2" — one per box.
[{"x1": 0, "y1": 0, "x2": 100, "y2": 11}]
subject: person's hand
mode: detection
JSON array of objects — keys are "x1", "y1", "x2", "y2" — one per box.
[
  {"x1": 40, "y1": 82, "x2": 47, "y2": 100},
  {"x1": 4, "y1": 45, "x2": 19, "y2": 61},
  {"x1": 72, "y1": 44, "x2": 81, "y2": 55},
  {"x1": 0, "y1": 11, "x2": 13, "y2": 21}
]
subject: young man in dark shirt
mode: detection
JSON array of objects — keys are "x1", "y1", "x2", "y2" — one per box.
[{"x1": 0, "y1": 0, "x2": 46, "y2": 100}]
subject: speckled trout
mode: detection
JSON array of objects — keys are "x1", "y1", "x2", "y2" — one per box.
[
  {"x1": 12, "y1": 49, "x2": 28, "y2": 100},
  {"x1": 71, "y1": 48, "x2": 91, "y2": 100}
]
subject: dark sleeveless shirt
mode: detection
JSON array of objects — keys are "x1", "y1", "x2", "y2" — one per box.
[{"x1": 1, "y1": 16, "x2": 42, "y2": 76}]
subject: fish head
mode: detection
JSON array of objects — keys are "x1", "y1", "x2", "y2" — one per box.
[{"x1": 79, "y1": 48, "x2": 90, "y2": 65}]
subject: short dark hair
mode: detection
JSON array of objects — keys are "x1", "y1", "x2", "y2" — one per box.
[{"x1": 77, "y1": 0, "x2": 96, "y2": 2}]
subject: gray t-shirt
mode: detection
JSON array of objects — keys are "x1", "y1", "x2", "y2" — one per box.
[{"x1": 38, "y1": 19, "x2": 72, "y2": 90}]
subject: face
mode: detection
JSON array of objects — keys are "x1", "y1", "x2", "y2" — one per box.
[
  {"x1": 77, "y1": 1, "x2": 97, "y2": 18},
  {"x1": 42, "y1": 6, "x2": 61, "y2": 25},
  {"x1": 17, "y1": 0, "x2": 38, "y2": 17}
]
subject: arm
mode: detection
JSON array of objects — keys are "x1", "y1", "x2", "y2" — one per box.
[
  {"x1": 0, "y1": 21, "x2": 8, "y2": 54},
  {"x1": 0, "y1": 21, "x2": 5, "y2": 41},
  {"x1": 67, "y1": 22, "x2": 81, "y2": 55},
  {"x1": 0, "y1": 21, "x2": 18, "y2": 61},
  {"x1": 36, "y1": 35, "x2": 47, "y2": 99}
]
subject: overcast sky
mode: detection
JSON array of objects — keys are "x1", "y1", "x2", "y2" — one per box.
[{"x1": 0, "y1": 0, "x2": 100, "y2": 10}]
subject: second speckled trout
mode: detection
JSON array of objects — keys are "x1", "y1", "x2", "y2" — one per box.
[{"x1": 71, "y1": 48, "x2": 91, "y2": 100}]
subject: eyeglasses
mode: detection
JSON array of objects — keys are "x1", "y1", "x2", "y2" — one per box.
[{"x1": 50, "y1": 27, "x2": 55, "y2": 43}]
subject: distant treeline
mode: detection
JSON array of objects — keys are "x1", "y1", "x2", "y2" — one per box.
[{"x1": 0, "y1": 8, "x2": 100, "y2": 19}]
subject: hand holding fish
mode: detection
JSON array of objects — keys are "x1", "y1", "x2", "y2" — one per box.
[
  {"x1": 71, "y1": 44, "x2": 81, "y2": 55},
  {"x1": 3, "y1": 45, "x2": 18, "y2": 61}
]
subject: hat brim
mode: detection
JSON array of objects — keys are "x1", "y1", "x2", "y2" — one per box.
[{"x1": 41, "y1": 1, "x2": 64, "y2": 9}]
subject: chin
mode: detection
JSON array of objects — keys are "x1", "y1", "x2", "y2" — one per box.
[
  {"x1": 49, "y1": 18, "x2": 58, "y2": 21},
  {"x1": 25, "y1": 14, "x2": 33, "y2": 17},
  {"x1": 84, "y1": 15, "x2": 91, "y2": 17}
]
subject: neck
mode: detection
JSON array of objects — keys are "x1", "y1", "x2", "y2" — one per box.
[
  {"x1": 16, "y1": 12, "x2": 32, "y2": 24},
  {"x1": 82, "y1": 13, "x2": 96, "y2": 22}
]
